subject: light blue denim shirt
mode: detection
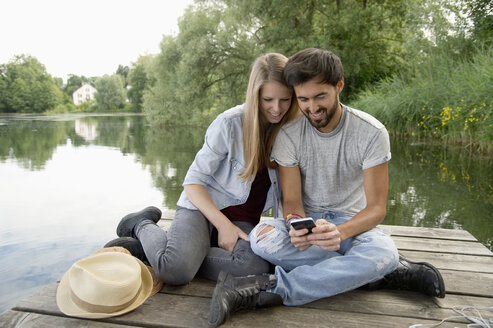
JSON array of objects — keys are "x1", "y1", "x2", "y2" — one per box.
[{"x1": 177, "y1": 104, "x2": 282, "y2": 218}]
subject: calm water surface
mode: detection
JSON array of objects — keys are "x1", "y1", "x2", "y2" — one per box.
[{"x1": 0, "y1": 113, "x2": 492, "y2": 314}]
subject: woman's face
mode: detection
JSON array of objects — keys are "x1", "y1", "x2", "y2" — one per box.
[{"x1": 259, "y1": 81, "x2": 293, "y2": 124}]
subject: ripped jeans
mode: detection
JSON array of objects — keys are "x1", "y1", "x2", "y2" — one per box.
[
  {"x1": 135, "y1": 207, "x2": 270, "y2": 285},
  {"x1": 249, "y1": 212, "x2": 399, "y2": 306}
]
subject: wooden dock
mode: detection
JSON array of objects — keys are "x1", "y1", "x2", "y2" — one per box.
[{"x1": 1, "y1": 217, "x2": 492, "y2": 327}]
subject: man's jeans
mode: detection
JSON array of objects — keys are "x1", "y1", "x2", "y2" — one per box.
[
  {"x1": 135, "y1": 206, "x2": 270, "y2": 285},
  {"x1": 249, "y1": 212, "x2": 399, "y2": 306}
]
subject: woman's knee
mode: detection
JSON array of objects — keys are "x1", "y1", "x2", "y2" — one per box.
[
  {"x1": 154, "y1": 255, "x2": 200, "y2": 285},
  {"x1": 234, "y1": 248, "x2": 270, "y2": 275}
]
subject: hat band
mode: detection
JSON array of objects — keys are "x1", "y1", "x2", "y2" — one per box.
[{"x1": 70, "y1": 285, "x2": 142, "y2": 314}]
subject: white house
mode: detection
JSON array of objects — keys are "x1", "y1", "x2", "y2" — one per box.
[{"x1": 72, "y1": 82, "x2": 97, "y2": 105}]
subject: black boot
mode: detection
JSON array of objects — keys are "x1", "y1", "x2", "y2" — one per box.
[
  {"x1": 370, "y1": 255, "x2": 446, "y2": 298},
  {"x1": 104, "y1": 236, "x2": 149, "y2": 265},
  {"x1": 208, "y1": 271, "x2": 282, "y2": 328},
  {"x1": 116, "y1": 206, "x2": 162, "y2": 237}
]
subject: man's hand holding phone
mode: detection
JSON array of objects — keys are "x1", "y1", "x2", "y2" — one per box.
[
  {"x1": 290, "y1": 217, "x2": 316, "y2": 233},
  {"x1": 289, "y1": 217, "x2": 341, "y2": 251},
  {"x1": 289, "y1": 217, "x2": 316, "y2": 251}
]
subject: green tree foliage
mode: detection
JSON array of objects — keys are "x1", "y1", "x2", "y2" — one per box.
[
  {"x1": 0, "y1": 55, "x2": 63, "y2": 113},
  {"x1": 464, "y1": 0, "x2": 493, "y2": 45},
  {"x1": 144, "y1": 1, "x2": 260, "y2": 124},
  {"x1": 260, "y1": 0, "x2": 414, "y2": 96},
  {"x1": 94, "y1": 74, "x2": 127, "y2": 111},
  {"x1": 116, "y1": 65, "x2": 130, "y2": 87},
  {"x1": 127, "y1": 56, "x2": 153, "y2": 112},
  {"x1": 146, "y1": 0, "x2": 483, "y2": 124}
]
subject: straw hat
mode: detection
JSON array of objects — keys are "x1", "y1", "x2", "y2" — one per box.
[
  {"x1": 93, "y1": 246, "x2": 163, "y2": 296},
  {"x1": 56, "y1": 249, "x2": 154, "y2": 318}
]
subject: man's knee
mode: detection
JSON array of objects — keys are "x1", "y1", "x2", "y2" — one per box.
[{"x1": 251, "y1": 223, "x2": 285, "y2": 255}]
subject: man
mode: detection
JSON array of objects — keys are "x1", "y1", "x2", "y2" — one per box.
[{"x1": 208, "y1": 48, "x2": 445, "y2": 328}]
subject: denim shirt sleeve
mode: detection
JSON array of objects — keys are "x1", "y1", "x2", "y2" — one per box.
[
  {"x1": 177, "y1": 105, "x2": 282, "y2": 214},
  {"x1": 177, "y1": 105, "x2": 250, "y2": 210},
  {"x1": 182, "y1": 114, "x2": 231, "y2": 186}
]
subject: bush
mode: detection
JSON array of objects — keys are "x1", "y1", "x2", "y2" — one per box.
[{"x1": 350, "y1": 46, "x2": 493, "y2": 150}]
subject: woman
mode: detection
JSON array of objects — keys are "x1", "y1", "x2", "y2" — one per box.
[{"x1": 106, "y1": 53, "x2": 298, "y2": 284}]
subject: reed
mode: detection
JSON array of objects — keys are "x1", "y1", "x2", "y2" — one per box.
[{"x1": 350, "y1": 46, "x2": 493, "y2": 151}]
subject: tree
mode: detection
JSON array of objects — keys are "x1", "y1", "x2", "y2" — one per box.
[
  {"x1": 116, "y1": 65, "x2": 130, "y2": 88},
  {"x1": 464, "y1": 0, "x2": 493, "y2": 45},
  {"x1": 0, "y1": 55, "x2": 63, "y2": 113},
  {"x1": 143, "y1": 0, "x2": 488, "y2": 123},
  {"x1": 127, "y1": 56, "x2": 153, "y2": 112},
  {"x1": 94, "y1": 74, "x2": 126, "y2": 111},
  {"x1": 144, "y1": 2, "x2": 260, "y2": 124}
]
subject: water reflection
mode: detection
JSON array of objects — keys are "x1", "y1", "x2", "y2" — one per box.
[
  {"x1": 386, "y1": 138, "x2": 493, "y2": 250},
  {"x1": 0, "y1": 113, "x2": 207, "y2": 314},
  {"x1": 0, "y1": 114, "x2": 491, "y2": 315}
]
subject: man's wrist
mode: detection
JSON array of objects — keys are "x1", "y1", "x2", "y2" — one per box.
[{"x1": 285, "y1": 213, "x2": 303, "y2": 228}]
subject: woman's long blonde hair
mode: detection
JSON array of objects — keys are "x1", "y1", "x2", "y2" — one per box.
[{"x1": 239, "y1": 53, "x2": 299, "y2": 182}]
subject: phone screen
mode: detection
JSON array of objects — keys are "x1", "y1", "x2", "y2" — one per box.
[{"x1": 290, "y1": 218, "x2": 316, "y2": 232}]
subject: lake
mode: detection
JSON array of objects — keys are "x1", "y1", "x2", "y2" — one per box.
[{"x1": 0, "y1": 113, "x2": 492, "y2": 314}]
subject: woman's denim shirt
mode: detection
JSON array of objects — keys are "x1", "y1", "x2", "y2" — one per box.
[{"x1": 177, "y1": 104, "x2": 282, "y2": 218}]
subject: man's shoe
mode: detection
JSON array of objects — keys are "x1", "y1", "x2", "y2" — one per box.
[
  {"x1": 104, "y1": 236, "x2": 149, "y2": 265},
  {"x1": 208, "y1": 271, "x2": 281, "y2": 328},
  {"x1": 116, "y1": 206, "x2": 162, "y2": 237},
  {"x1": 378, "y1": 255, "x2": 446, "y2": 298}
]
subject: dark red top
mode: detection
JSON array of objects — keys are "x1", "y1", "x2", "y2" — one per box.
[{"x1": 221, "y1": 167, "x2": 271, "y2": 225}]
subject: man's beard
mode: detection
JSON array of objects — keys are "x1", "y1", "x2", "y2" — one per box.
[{"x1": 302, "y1": 98, "x2": 339, "y2": 130}]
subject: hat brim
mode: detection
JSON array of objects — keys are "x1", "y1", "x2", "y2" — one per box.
[{"x1": 56, "y1": 253, "x2": 153, "y2": 319}]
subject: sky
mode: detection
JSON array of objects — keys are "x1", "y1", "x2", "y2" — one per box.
[{"x1": 1, "y1": 0, "x2": 195, "y2": 81}]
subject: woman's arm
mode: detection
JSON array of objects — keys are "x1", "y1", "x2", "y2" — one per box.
[{"x1": 184, "y1": 184, "x2": 249, "y2": 252}]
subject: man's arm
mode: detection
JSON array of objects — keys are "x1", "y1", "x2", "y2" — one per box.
[
  {"x1": 309, "y1": 161, "x2": 389, "y2": 246},
  {"x1": 279, "y1": 165, "x2": 305, "y2": 218},
  {"x1": 279, "y1": 165, "x2": 340, "y2": 250}
]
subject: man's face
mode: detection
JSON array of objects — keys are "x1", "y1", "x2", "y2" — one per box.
[{"x1": 294, "y1": 78, "x2": 343, "y2": 133}]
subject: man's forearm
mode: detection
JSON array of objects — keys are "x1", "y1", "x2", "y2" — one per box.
[{"x1": 336, "y1": 205, "x2": 386, "y2": 242}]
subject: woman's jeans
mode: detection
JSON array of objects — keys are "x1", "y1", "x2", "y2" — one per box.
[
  {"x1": 134, "y1": 206, "x2": 270, "y2": 285},
  {"x1": 249, "y1": 212, "x2": 399, "y2": 306}
]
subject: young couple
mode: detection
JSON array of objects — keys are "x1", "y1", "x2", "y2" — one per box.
[{"x1": 106, "y1": 48, "x2": 445, "y2": 327}]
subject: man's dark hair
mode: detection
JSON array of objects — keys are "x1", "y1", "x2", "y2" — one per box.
[{"x1": 284, "y1": 48, "x2": 344, "y2": 87}]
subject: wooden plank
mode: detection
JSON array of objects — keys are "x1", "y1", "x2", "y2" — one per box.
[
  {"x1": 161, "y1": 271, "x2": 493, "y2": 306},
  {"x1": 392, "y1": 236, "x2": 492, "y2": 256},
  {"x1": 399, "y1": 250, "x2": 493, "y2": 273},
  {"x1": 12, "y1": 281, "x2": 474, "y2": 328},
  {"x1": 8, "y1": 221, "x2": 492, "y2": 328},
  {"x1": 13, "y1": 283, "x2": 211, "y2": 328},
  {"x1": 436, "y1": 293, "x2": 493, "y2": 309},
  {"x1": 440, "y1": 270, "x2": 493, "y2": 297},
  {"x1": 224, "y1": 305, "x2": 464, "y2": 328},
  {"x1": 159, "y1": 278, "x2": 493, "y2": 323},
  {"x1": 0, "y1": 310, "x2": 139, "y2": 328},
  {"x1": 380, "y1": 225, "x2": 477, "y2": 241},
  {"x1": 161, "y1": 277, "x2": 215, "y2": 298},
  {"x1": 12, "y1": 286, "x2": 464, "y2": 328}
]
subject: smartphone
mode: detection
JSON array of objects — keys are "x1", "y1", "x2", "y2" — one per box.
[{"x1": 290, "y1": 217, "x2": 316, "y2": 233}]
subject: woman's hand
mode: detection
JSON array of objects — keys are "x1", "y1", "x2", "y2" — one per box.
[{"x1": 217, "y1": 222, "x2": 249, "y2": 253}]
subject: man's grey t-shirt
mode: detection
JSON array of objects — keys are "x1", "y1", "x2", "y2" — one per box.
[{"x1": 271, "y1": 104, "x2": 391, "y2": 216}]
